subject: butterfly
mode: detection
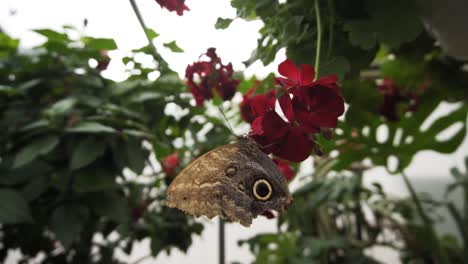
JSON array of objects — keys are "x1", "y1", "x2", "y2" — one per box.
[{"x1": 165, "y1": 136, "x2": 293, "y2": 227}]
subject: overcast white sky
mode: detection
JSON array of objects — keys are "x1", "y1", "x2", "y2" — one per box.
[{"x1": 1, "y1": 1, "x2": 467, "y2": 263}]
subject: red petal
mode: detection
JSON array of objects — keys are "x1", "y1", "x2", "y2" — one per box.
[
  {"x1": 279, "y1": 93, "x2": 295, "y2": 122},
  {"x1": 251, "y1": 93, "x2": 276, "y2": 116},
  {"x1": 300, "y1": 64, "x2": 316, "y2": 86},
  {"x1": 273, "y1": 127, "x2": 314, "y2": 162},
  {"x1": 275, "y1": 77, "x2": 297, "y2": 90},
  {"x1": 278, "y1": 59, "x2": 300, "y2": 83},
  {"x1": 261, "y1": 111, "x2": 289, "y2": 141},
  {"x1": 251, "y1": 116, "x2": 265, "y2": 135}
]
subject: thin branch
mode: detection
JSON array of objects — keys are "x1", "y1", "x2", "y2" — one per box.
[{"x1": 128, "y1": 0, "x2": 159, "y2": 59}]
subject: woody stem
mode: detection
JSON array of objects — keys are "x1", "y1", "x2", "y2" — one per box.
[{"x1": 314, "y1": 0, "x2": 323, "y2": 80}]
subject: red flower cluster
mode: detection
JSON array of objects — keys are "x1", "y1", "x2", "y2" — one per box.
[
  {"x1": 162, "y1": 152, "x2": 179, "y2": 176},
  {"x1": 155, "y1": 0, "x2": 189, "y2": 16},
  {"x1": 378, "y1": 77, "x2": 429, "y2": 122},
  {"x1": 273, "y1": 158, "x2": 295, "y2": 181},
  {"x1": 186, "y1": 48, "x2": 239, "y2": 106},
  {"x1": 248, "y1": 59, "x2": 345, "y2": 162}
]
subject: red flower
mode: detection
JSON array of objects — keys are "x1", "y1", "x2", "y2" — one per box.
[
  {"x1": 240, "y1": 81, "x2": 277, "y2": 123},
  {"x1": 185, "y1": 48, "x2": 239, "y2": 106},
  {"x1": 377, "y1": 77, "x2": 429, "y2": 122},
  {"x1": 155, "y1": 0, "x2": 189, "y2": 16},
  {"x1": 273, "y1": 158, "x2": 295, "y2": 181},
  {"x1": 249, "y1": 58, "x2": 345, "y2": 162},
  {"x1": 162, "y1": 152, "x2": 179, "y2": 176}
]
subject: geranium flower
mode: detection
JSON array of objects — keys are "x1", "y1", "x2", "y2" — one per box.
[
  {"x1": 162, "y1": 152, "x2": 179, "y2": 176},
  {"x1": 240, "y1": 81, "x2": 276, "y2": 123},
  {"x1": 155, "y1": 0, "x2": 189, "y2": 16},
  {"x1": 185, "y1": 48, "x2": 239, "y2": 106},
  {"x1": 249, "y1": 58, "x2": 345, "y2": 162},
  {"x1": 273, "y1": 158, "x2": 295, "y2": 181}
]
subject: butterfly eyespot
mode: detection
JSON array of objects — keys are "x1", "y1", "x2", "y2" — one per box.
[
  {"x1": 253, "y1": 179, "x2": 272, "y2": 201},
  {"x1": 225, "y1": 166, "x2": 237, "y2": 176}
]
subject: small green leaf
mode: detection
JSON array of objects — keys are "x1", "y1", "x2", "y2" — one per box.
[
  {"x1": 163, "y1": 41, "x2": 184, "y2": 53},
  {"x1": 0, "y1": 189, "x2": 33, "y2": 223},
  {"x1": 13, "y1": 135, "x2": 60, "y2": 168},
  {"x1": 70, "y1": 137, "x2": 107, "y2": 170},
  {"x1": 66, "y1": 122, "x2": 116, "y2": 133},
  {"x1": 145, "y1": 28, "x2": 159, "y2": 40},
  {"x1": 215, "y1": 18, "x2": 234, "y2": 29},
  {"x1": 84, "y1": 37, "x2": 118, "y2": 50},
  {"x1": 126, "y1": 139, "x2": 147, "y2": 174}
]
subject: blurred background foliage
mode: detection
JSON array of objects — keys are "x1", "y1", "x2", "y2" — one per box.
[{"x1": 1, "y1": 0, "x2": 468, "y2": 263}]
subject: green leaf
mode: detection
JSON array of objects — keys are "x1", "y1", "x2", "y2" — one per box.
[
  {"x1": 44, "y1": 98, "x2": 77, "y2": 116},
  {"x1": 0, "y1": 189, "x2": 33, "y2": 223},
  {"x1": 86, "y1": 192, "x2": 130, "y2": 223},
  {"x1": 145, "y1": 28, "x2": 159, "y2": 40},
  {"x1": 73, "y1": 168, "x2": 117, "y2": 193},
  {"x1": 66, "y1": 122, "x2": 116, "y2": 133},
  {"x1": 50, "y1": 205, "x2": 88, "y2": 248},
  {"x1": 13, "y1": 135, "x2": 60, "y2": 168},
  {"x1": 84, "y1": 37, "x2": 118, "y2": 50},
  {"x1": 126, "y1": 139, "x2": 147, "y2": 174},
  {"x1": 344, "y1": 0, "x2": 422, "y2": 49},
  {"x1": 163, "y1": 41, "x2": 184, "y2": 53},
  {"x1": 33, "y1": 29, "x2": 69, "y2": 43},
  {"x1": 215, "y1": 18, "x2": 234, "y2": 29},
  {"x1": 70, "y1": 137, "x2": 107, "y2": 170}
]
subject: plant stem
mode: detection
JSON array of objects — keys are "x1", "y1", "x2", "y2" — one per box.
[
  {"x1": 128, "y1": 0, "x2": 159, "y2": 59},
  {"x1": 401, "y1": 171, "x2": 450, "y2": 264},
  {"x1": 314, "y1": 0, "x2": 323, "y2": 79}
]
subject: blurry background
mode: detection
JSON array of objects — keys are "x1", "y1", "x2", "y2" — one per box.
[{"x1": 1, "y1": 0, "x2": 467, "y2": 263}]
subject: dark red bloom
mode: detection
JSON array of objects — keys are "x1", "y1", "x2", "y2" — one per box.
[
  {"x1": 377, "y1": 77, "x2": 429, "y2": 122},
  {"x1": 155, "y1": 0, "x2": 189, "y2": 16},
  {"x1": 240, "y1": 81, "x2": 277, "y2": 123},
  {"x1": 248, "y1": 59, "x2": 345, "y2": 162},
  {"x1": 96, "y1": 50, "x2": 110, "y2": 72},
  {"x1": 162, "y1": 152, "x2": 179, "y2": 176},
  {"x1": 185, "y1": 48, "x2": 239, "y2": 106},
  {"x1": 273, "y1": 158, "x2": 295, "y2": 181}
]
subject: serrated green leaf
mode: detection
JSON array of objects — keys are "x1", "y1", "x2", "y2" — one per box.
[
  {"x1": 70, "y1": 137, "x2": 107, "y2": 170},
  {"x1": 163, "y1": 41, "x2": 184, "y2": 53},
  {"x1": 0, "y1": 189, "x2": 33, "y2": 223},
  {"x1": 215, "y1": 18, "x2": 234, "y2": 29},
  {"x1": 13, "y1": 135, "x2": 60, "y2": 168}
]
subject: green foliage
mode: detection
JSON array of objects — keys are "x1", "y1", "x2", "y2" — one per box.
[{"x1": 0, "y1": 27, "x2": 230, "y2": 263}]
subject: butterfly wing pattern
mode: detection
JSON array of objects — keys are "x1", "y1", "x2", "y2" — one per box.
[{"x1": 166, "y1": 137, "x2": 292, "y2": 227}]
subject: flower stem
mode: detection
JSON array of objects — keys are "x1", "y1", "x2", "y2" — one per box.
[
  {"x1": 128, "y1": 0, "x2": 159, "y2": 59},
  {"x1": 314, "y1": 0, "x2": 323, "y2": 80}
]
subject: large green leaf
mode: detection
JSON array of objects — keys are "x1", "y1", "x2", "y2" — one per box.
[
  {"x1": 0, "y1": 189, "x2": 33, "y2": 223},
  {"x1": 50, "y1": 205, "x2": 89, "y2": 248},
  {"x1": 13, "y1": 135, "x2": 60, "y2": 168},
  {"x1": 70, "y1": 137, "x2": 107, "y2": 170}
]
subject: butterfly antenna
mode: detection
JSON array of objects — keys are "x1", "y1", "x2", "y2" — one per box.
[{"x1": 217, "y1": 106, "x2": 237, "y2": 137}]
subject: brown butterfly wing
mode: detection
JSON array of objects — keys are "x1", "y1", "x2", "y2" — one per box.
[{"x1": 166, "y1": 142, "x2": 252, "y2": 225}]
